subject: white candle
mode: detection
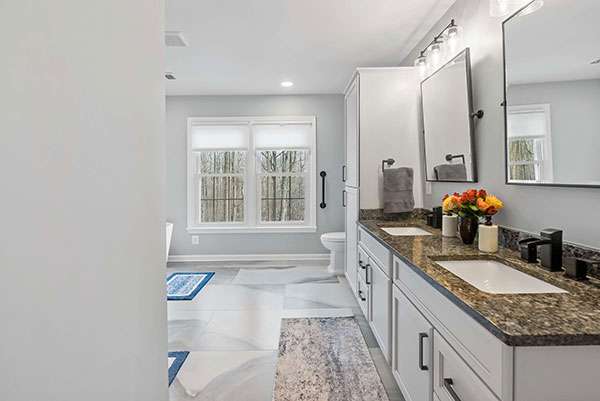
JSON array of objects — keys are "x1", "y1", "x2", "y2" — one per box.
[
  {"x1": 442, "y1": 215, "x2": 458, "y2": 237},
  {"x1": 478, "y1": 224, "x2": 499, "y2": 253}
]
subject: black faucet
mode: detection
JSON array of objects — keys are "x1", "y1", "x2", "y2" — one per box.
[{"x1": 518, "y1": 229, "x2": 563, "y2": 271}]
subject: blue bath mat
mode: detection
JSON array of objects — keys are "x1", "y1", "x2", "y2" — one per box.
[
  {"x1": 168, "y1": 351, "x2": 189, "y2": 386},
  {"x1": 167, "y1": 272, "x2": 214, "y2": 301}
]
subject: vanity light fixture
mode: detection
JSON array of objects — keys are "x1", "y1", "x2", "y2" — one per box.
[
  {"x1": 414, "y1": 52, "x2": 428, "y2": 78},
  {"x1": 414, "y1": 20, "x2": 463, "y2": 79}
]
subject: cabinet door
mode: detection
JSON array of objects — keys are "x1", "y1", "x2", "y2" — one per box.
[
  {"x1": 344, "y1": 75, "x2": 359, "y2": 187},
  {"x1": 392, "y1": 284, "x2": 433, "y2": 401},
  {"x1": 369, "y1": 260, "x2": 392, "y2": 363},
  {"x1": 344, "y1": 187, "x2": 359, "y2": 293}
]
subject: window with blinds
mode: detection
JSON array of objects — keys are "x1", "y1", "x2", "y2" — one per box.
[
  {"x1": 507, "y1": 104, "x2": 553, "y2": 183},
  {"x1": 187, "y1": 117, "x2": 316, "y2": 233}
]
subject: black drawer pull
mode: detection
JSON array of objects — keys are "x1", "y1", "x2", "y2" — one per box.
[
  {"x1": 418, "y1": 332, "x2": 428, "y2": 371},
  {"x1": 365, "y1": 264, "x2": 371, "y2": 285},
  {"x1": 443, "y1": 378, "x2": 462, "y2": 401}
]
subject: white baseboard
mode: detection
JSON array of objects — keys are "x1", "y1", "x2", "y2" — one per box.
[{"x1": 168, "y1": 253, "x2": 330, "y2": 263}]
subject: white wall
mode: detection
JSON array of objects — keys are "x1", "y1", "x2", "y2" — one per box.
[
  {"x1": 0, "y1": 1, "x2": 167, "y2": 400},
  {"x1": 508, "y1": 79, "x2": 600, "y2": 184},
  {"x1": 401, "y1": 0, "x2": 600, "y2": 249},
  {"x1": 166, "y1": 95, "x2": 345, "y2": 256},
  {"x1": 358, "y1": 68, "x2": 424, "y2": 210}
]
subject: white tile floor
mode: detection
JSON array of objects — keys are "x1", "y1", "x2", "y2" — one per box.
[{"x1": 167, "y1": 263, "x2": 405, "y2": 401}]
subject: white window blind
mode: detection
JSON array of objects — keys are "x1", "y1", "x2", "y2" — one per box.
[
  {"x1": 253, "y1": 123, "x2": 313, "y2": 149},
  {"x1": 190, "y1": 125, "x2": 250, "y2": 150},
  {"x1": 507, "y1": 111, "x2": 547, "y2": 138}
]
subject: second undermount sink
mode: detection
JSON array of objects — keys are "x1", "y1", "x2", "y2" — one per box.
[
  {"x1": 435, "y1": 259, "x2": 568, "y2": 294},
  {"x1": 381, "y1": 227, "x2": 433, "y2": 236}
]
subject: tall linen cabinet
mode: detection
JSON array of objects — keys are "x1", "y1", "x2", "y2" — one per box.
[{"x1": 343, "y1": 66, "x2": 423, "y2": 315}]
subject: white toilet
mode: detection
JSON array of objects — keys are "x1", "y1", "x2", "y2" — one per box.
[{"x1": 320, "y1": 232, "x2": 346, "y2": 275}]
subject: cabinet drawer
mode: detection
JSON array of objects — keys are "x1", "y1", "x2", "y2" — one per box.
[
  {"x1": 434, "y1": 333, "x2": 498, "y2": 401},
  {"x1": 357, "y1": 277, "x2": 370, "y2": 319},
  {"x1": 393, "y1": 256, "x2": 512, "y2": 400},
  {"x1": 358, "y1": 228, "x2": 391, "y2": 276},
  {"x1": 358, "y1": 246, "x2": 369, "y2": 284}
]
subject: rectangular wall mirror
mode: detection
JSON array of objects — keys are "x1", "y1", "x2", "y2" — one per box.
[
  {"x1": 421, "y1": 48, "x2": 477, "y2": 182},
  {"x1": 503, "y1": 0, "x2": 600, "y2": 187}
]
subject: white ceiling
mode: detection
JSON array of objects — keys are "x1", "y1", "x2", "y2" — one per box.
[
  {"x1": 165, "y1": 0, "x2": 456, "y2": 95},
  {"x1": 505, "y1": 0, "x2": 600, "y2": 85}
]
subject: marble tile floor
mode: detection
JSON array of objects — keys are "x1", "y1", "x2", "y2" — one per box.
[{"x1": 168, "y1": 263, "x2": 405, "y2": 401}]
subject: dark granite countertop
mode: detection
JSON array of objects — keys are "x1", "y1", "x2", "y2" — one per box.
[{"x1": 359, "y1": 219, "x2": 600, "y2": 347}]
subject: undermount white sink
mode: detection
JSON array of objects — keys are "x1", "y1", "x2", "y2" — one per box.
[
  {"x1": 381, "y1": 227, "x2": 433, "y2": 236},
  {"x1": 436, "y1": 260, "x2": 568, "y2": 295}
]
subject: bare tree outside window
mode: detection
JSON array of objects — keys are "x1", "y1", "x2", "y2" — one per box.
[
  {"x1": 197, "y1": 151, "x2": 246, "y2": 223},
  {"x1": 258, "y1": 150, "x2": 307, "y2": 222}
]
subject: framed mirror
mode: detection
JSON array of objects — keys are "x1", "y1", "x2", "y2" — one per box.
[
  {"x1": 421, "y1": 48, "x2": 478, "y2": 182},
  {"x1": 503, "y1": 0, "x2": 600, "y2": 188}
]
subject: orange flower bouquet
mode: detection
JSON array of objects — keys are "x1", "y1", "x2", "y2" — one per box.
[{"x1": 442, "y1": 189, "x2": 504, "y2": 244}]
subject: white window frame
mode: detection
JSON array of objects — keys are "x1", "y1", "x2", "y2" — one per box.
[
  {"x1": 186, "y1": 116, "x2": 317, "y2": 234},
  {"x1": 507, "y1": 104, "x2": 554, "y2": 183}
]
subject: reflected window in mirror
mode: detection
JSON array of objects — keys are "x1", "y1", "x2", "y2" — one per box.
[
  {"x1": 421, "y1": 48, "x2": 477, "y2": 182},
  {"x1": 507, "y1": 104, "x2": 553, "y2": 183},
  {"x1": 503, "y1": 0, "x2": 600, "y2": 187}
]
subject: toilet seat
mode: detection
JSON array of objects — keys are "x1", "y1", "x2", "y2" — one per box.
[{"x1": 321, "y1": 232, "x2": 345, "y2": 242}]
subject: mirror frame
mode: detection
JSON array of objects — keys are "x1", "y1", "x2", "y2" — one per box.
[
  {"x1": 502, "y1": 1, "x2": 600, "y2": 189},
  {"x1": 421, "y1": 47, "x2": 478, "y2": 183}
]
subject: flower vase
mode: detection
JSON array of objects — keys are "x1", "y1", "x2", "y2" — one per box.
[{"x1": 459, "y1": 216, "x2": 479, "y2": 245}]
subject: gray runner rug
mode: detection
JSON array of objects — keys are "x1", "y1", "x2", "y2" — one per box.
[{"x1": 273, "y1": 317, "x2": 390, "y2": 401}]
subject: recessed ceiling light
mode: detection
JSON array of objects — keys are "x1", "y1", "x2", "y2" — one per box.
[{"x1": 280, "y1": 81, "x2": 294, "y2": 88}]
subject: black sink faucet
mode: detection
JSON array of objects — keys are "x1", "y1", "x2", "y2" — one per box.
[{"x1": 521, "y1": 229, "x2": 563, "y2": 271}]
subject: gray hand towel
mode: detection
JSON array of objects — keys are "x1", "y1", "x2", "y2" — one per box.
[
  {"x1": 434, "y1": 164, "x2": 467, "y2": 181},
  {"x1": 383, "y1": 167, "x2": 414, "y2": 214}
]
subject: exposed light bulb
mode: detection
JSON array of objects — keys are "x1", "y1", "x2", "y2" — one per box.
[
  {"x1": 445, "y1": 24, "x2": 463, "y2": 57},
  {"x1": 414, "y1": 54, "x2": 428, "y2": 78},
  {"x1": 429, "y1": 42, "x2": 442, "y2": 69}
]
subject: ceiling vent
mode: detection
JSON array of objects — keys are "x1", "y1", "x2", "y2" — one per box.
[
  {"x1": 165, "y1": 31, "x2": 188, "y2": 47},
  {"x1": 165, "y1": 72, "x2": 176, "y2": 80},
  {"x1": 591, "y1": 58, "x2": 600, "y2": 65}
]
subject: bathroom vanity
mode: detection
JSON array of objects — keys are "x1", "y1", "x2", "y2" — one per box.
[{"x1": 349, "y1": 219, "x2": 600, "y2": 401}]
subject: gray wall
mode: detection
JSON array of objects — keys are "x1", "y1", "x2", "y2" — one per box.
[
  {"x1": 509, "y1": 79, "x2": 600, "y2": 183},
  {"x1": 166, "y1": 95, "x2": 345, "y2": 256},
  {"x1": 1, "y1": 1, "x2": 167, "y2": 400},
  {"x1": 401, "y1": 0, "x2": 600, "y2": 249}
]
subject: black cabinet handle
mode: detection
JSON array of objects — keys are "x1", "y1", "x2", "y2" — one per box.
[
  {"x1": 342, "y1": 165, "x2": 346, "y2": 182},
  {"x1": 319, "y1": 171, "x2": 327, "y2": 209},
  {"x1": 418, "y1": 333, "x2": 429, "y2": 371},
  {"x1": 342, "y1": 190, "x2": 347, "y2": 207},
  {"x1": 359, "y1": 260, "x2": 364, "y2": 268},
  {"x1": 443, "y1": 378, "x2": 462, "y2": 401},
  {"x1": 358, "y1": 289, "x2": 366, "y2": 301},
  {"x1": 365, "y1": 264, "x2": 371, "y2": 284}
]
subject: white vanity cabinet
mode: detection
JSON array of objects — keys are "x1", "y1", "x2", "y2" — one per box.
[
  {"x1": 392, "y1": 284, "x2": 433, "y2": 401},
  {"x1": 355, "y1": 228, "x2": 392, "y2": 362},
  {"x1": 344, "y1": 187, "x2": 359, "y2": 293}
]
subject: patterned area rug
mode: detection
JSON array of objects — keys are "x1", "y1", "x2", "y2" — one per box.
[
  {"x1": 167, "y1": 272, "x2": 214, "y2": 301},
  {"x1": 273, "y1": 317, "x2": 390, "y2": 401},
  {"x1": 168, "y1": 351, "x2": 189, "y2": 386}
]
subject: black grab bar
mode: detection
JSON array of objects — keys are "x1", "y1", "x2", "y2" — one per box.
[{"x1": 320, "y1": 171, "x2": 327, "y2": 209}]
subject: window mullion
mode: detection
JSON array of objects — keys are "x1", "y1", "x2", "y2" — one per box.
[{"x1": 246, "y1": 126, "x2": 257, "y2": 227}]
